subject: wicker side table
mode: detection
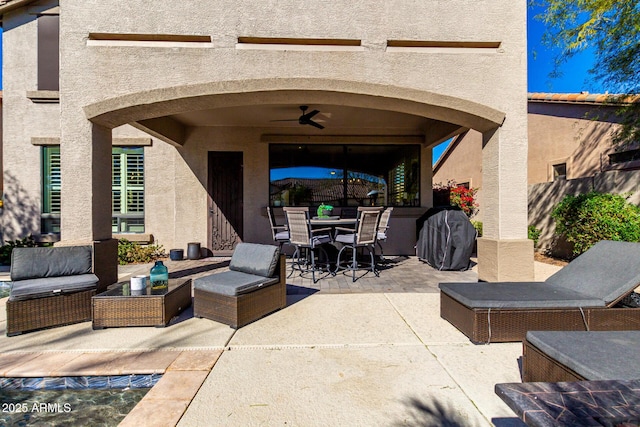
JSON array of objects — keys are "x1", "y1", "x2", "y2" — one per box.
[{"x1": 92, "y1": 278, "x2": 192, "y2": 329}]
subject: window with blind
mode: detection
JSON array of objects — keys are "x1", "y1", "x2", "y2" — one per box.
[
  {"x1": 41, "y1": 146, "x2": 145, "y2": 234},
  {"x1": 112, "y1": 147, "x2": 145, "y2": 233},
  {"x1": 41, "y1": 146, "x2": 61, "y2": 233}
]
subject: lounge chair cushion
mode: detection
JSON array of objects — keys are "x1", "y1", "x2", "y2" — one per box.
[
  {"x1": 194, "y1": 271, "x2": 279, "y2": 296},
  {"x1": 229, "y1": 243, "x2": 280, "y2": 278},
  {"x1": 10, "y1": 246, "x2": 93, "y2": 281},
  {"x1": 526, "y1": 330, "x2": 640, "y2": 380},
  {"x1": 9, "y1": 274, "x2": 99, "y2": 301},
  {"x1": 439, "y1": 282, "x2": 605, "y2": 308},
  {"x1": 546, "y1": 240, "x2": 640, "y2": 305}
]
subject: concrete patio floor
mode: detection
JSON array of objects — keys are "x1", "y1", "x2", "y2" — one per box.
[{"x1": 0, "y1": 256, "x2": 562, "y2": 426}]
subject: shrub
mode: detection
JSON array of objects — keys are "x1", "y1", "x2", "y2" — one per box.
[
  {"x1": 528, "y1": 225, "x2": 542, "y2": 248},
  {"x1": 551, "y1": 192, "x2": 640, "y2": 256},
  {"x1": 0, "y1": 235, "x2": 38, "y2": 265},
  {"x1": 117, "y1": 239, "x2": 165, "y2": 265},
  {"x1": 471, "y1": 220, "x2": 483, "y2": 237},
  {"x1": 433, "y1": 181, "x2": 479, "y2": 218}
]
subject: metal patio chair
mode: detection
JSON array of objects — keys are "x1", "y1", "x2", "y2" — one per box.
[
  {"x1": 334, "y1": 207, "x2": 383, "y2": 282},
  {"x1": 283, "y1": 207, "x2": 333, "y2": 283}
]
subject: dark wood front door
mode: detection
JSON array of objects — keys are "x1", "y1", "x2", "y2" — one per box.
[{"x1": 208, "y1": 152, "x2": 243, "y2": 254}]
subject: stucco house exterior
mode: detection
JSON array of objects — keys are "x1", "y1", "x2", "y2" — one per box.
[
  {"x1": 433, "y1": 93, "x2": 640, "y2": 255},
  {"x1": 0, "y1": 0, "x2": 532, "y2": 283}
]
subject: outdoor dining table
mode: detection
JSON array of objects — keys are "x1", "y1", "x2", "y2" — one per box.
[
  {"x1": 309, "y1": 217, "x2": 357, "y2": 230},
  {"x1": 308, "y1": 217, "x2": 357, "y2": 241}
]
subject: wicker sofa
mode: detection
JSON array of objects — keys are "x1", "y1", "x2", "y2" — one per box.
[
  {"x1": 6, "y1": 245, "x2": 100, "y2": 336},
  {"x1": 193, "y1": 243, "x2": 286, "y2": 329}
]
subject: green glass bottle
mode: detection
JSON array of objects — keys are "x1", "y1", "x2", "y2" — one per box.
[{"x1": 150, "y1": 260, "x2": 169, "y2": 290}]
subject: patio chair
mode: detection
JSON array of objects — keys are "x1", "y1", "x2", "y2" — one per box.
[
  {"x1": 334, "y1": 207, "x2": 383, "y2": 282},
  {"x1": 376, "y1": 207, "x2": 393, "y2": 259},
  {"x1": 283, "y1": 207, "x2": 333, "y2": 283},
  {"x1": 439, "y1": 240, "x2": 640, "y2": 343},
  {"x1": 266, "y1": 206, "x2": 289, "y2": 249},
  {"x1": 193, "y1": 243, "x2": 286, "y2": 329}
]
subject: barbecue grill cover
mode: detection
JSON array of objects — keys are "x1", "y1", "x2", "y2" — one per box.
[{"x1": 416, "y1": 206, "x2": 476, "y2": 271}]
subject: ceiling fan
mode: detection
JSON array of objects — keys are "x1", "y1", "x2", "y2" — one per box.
[{"x1": 272, "y1": 105, "x2": 325, "y2": 129}]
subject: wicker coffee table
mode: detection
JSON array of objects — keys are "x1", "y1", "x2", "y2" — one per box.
[{"x1": 92, "y1": 278, "x2": 192, "y2": 329}]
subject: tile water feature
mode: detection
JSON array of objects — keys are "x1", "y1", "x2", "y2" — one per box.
[{"x1": 0, "y1": 374, "x2": 161, "y2": 426}]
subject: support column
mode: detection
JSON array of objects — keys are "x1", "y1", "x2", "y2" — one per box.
[
  {"x1": 60, "y1": 120, "x2": 117, "y2": 289},
  {"x1": 478, "y1": 126, "x2": 534, "y2": 281}
]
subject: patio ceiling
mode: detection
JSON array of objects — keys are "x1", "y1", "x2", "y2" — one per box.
[
  {"x1": 171, "y1": 104, "x2": 433, "y2": 131},
  {"x1": 148, "y1": 104, "x2": 466, "y2": 147}
]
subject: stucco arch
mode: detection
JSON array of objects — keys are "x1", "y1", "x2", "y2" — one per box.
[{"x1": 84, "y1": 78, "x2": 505, "y2": 133}]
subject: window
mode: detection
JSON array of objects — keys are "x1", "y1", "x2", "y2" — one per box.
[
  {"x1": 112, "y1": 147, "x2": 145, "y2": 233},
  {"x1": 552, "y1": 163, "x2": 567, "y2": 181},
  {"x1": 609, "y1": 149, "x2": 640, "y2": 165},
  {"x1": 41, "y1": 146, "x2": 61, "y2": 233},
  {"x1": 41, "y1": 146, "x2": 145, "y2": 234},
  {"x1": 37, "y1": 14, "x2": 59, "y2": 91},
  {"x1": 269, "y1": 144, "x2": 420, "y2": 207}
]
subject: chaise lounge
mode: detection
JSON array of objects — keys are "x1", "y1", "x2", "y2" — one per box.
[
  {"x1": 439, "y1": 240, "x2": 640, "y2": 343},
  {"x1": 522, "y1": 330, "x2": 640, "y2": 382},
  {"x1": 497, "y1": 330, "x2": 640, "y2": 427}
]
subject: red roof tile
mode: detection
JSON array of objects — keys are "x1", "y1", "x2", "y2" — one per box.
[{"x1": 528, "y1": 92, "x2": 639, "y2": 105}]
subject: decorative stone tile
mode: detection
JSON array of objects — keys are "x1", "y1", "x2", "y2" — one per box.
[
  {"x1": 167, "y1": 350, "x2": 222, "y2": 371},
  {"x1": 109, "y1": 375, "x2": 131, "y2": 389},
  {"x1": 87, "y1": 376, "x2": 109, "y2": 388},
  {"x1": 0, "y1": 353, "x2": 40, "y2": 376},
  {"x1": 42, "y1": 377, "x2": 67, "y2": 390},
  {"x1": 119, "y1": 398, "x2": 189, "y2": 427},
  {"x1": 497, "y1": 380, "x2": 640, "y2": 427},
  {"x1": 65, "y1": 376, "x2": 89, "y2": 388}
]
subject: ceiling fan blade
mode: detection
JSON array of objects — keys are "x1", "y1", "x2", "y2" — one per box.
[
  {"x1": 270, "y1": 119, "x2": 300, "y2": 122},
  {"x1": 307, "y1": 120, "x2": 325, "y2": 129},
  {"x1": 303, "y1": 110, "x2": 320, "y2": 120}
]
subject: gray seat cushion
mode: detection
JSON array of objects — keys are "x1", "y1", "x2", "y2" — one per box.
[
  {"x1": 11, "y1": 246, "x2": 93, "y2": 281},
  {"x1": 526, "y1": 330, "x2": 640, "y2": 380},
  {"x1": 9, "y1": 273, "x2": 99, "y2": 301},
  {"x1": 229, "y1": 243, "x2": 280, "y2": 277},
  {"x1": 439, "y1": 282, "x2": 605, "y2": 308},
  {"x1": 194, "y1": 271, "x2": 279, "y2": 296},
  {"x1": 546, "y1": 240, "x2": 640, "y2": 305}
]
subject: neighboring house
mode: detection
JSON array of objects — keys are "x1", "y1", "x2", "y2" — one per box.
[
  {"x1": 433, "y1": 92, "x2": 640, "y2": 256},
  {"x1": 0, "y1": 0, "x2": 532, "y2": 282}
]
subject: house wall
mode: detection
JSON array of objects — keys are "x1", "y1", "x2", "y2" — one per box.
[
  {"x1": 2, "y1": 0, "x2": 528, "y2": 259},
  {"x1": 434, "y1": 100, "x2": 635, "y2": 255},
  {"x1": 432, "y1": 131, "x2": 484, "y2": 222},
  {"x1": 527, "y1": 102, "x2": 621, "y2": 184}
]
